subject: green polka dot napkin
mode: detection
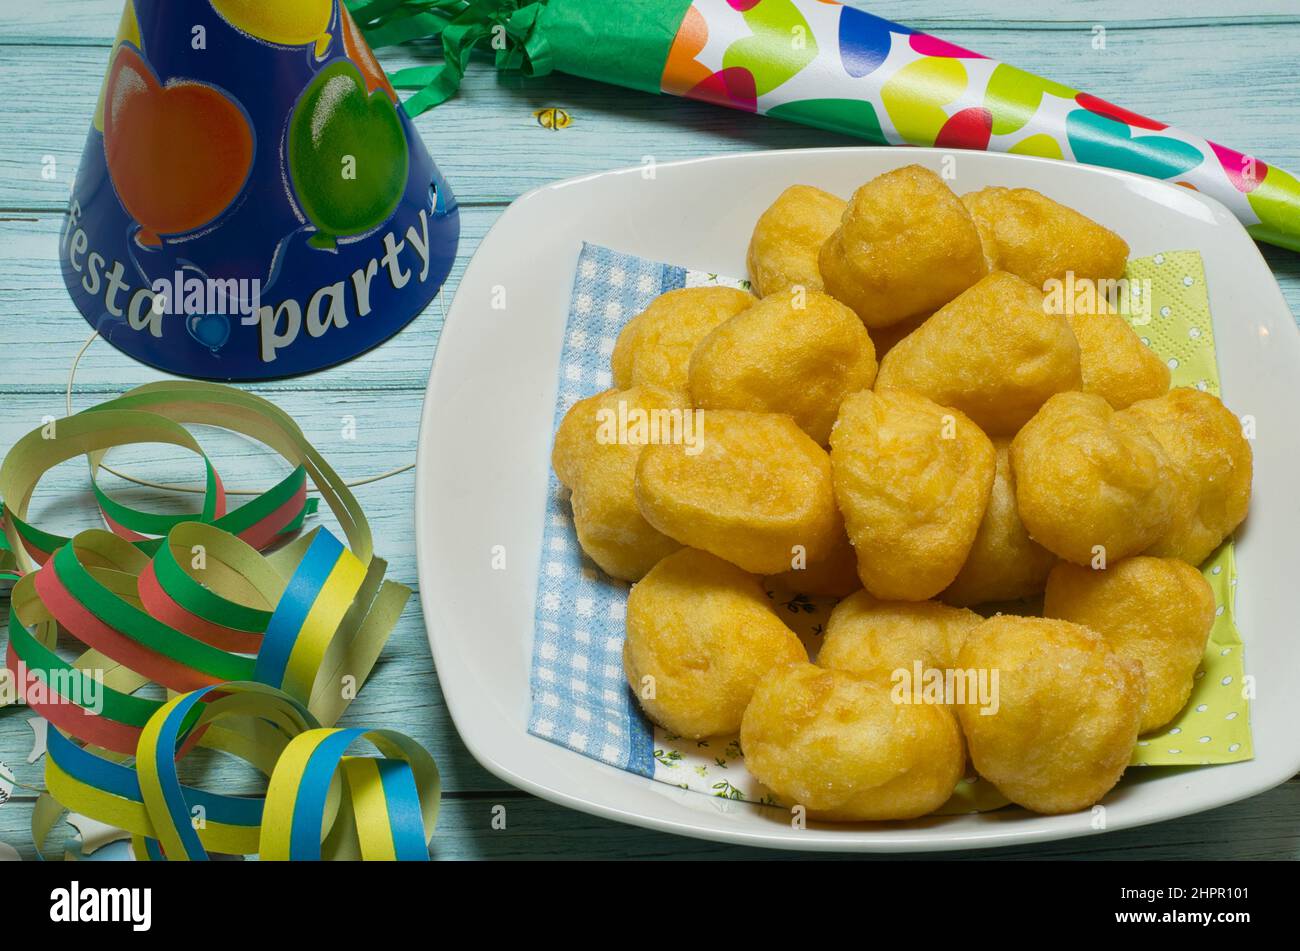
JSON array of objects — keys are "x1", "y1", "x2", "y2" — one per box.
[{"x1": 1124, "y1": 251, "x2": 1252, "y2": 766}]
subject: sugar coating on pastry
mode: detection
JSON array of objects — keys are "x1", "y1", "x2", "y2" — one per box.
[
  {"x1": 765, "y1": 527, "x2": 862, "y2": 599},
  {"x1": 875, "y1": 270, "x2": 1082, "y2": 435},
  {"x1": 624, "y1": 549, "x2": 807, "y2": 738},
  {"x1": 829, "y1": 389, "x2": 995, "y2": 600},
  {"x1": 1067, "y1": 310, "x2": 1170, "y2": 409},
  {"x1": 611, "y1": 286, "x2": 756, "y2": 392},
  {"x1": 688, "y1": 289, "x2": 877, "y2": 444},
  {"x1": 746, "y1": 184, "x2": 847, "y2": 297},
  {"x1": 961, "y1": 186, "x2": 1130, "y2": 289},
  {"x1": 636, "y1": 410, "x2": 840, "y2": 574},
  {"x1": 1126, "y1": 387, "x2": 1252, "y2": 565},
  {"x1": 942, "y1": 438, "x2": 1056, "y2": 606},
  {"x1": 819, "y1": 164, "x2": 985, "y2": 328},
  {"x1": 818, "y1": 590, "x2": 981, "y2": 678},
  {"x1": 1044, "y1": 557, "x2": 1215, "y2": 733},
  {"x1": 957, "y1": 615, "x2": 1145, "y2": 814},
  {"x1": 551, "y1": 385, "x2": 688, "y2": 579},
  {"x1": 1010, "y1": 392, "x2": 1177, "y2": 565},
  {"x1": 740, "y1": 661, "x2": 965, "y2": 821}
]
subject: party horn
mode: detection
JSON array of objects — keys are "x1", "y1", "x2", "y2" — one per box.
[{"x1": 346, "y1": 0, "x2": 1300, "y2": 252}]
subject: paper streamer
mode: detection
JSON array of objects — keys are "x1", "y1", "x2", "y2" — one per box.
[
  {"x1": 0, "y1": 382, "x2": 437, "y2": 860},
  {"x1": 348, "y1": 0, "x2": 1300, "y2": 253},
  {"x1": 42, "y1": 682, "x2": 439, "y2": 861}
]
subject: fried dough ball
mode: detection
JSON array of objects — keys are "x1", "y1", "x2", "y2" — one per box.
[
  {"x1": 1126, "y1": 388, "x2": 1252, "y2": 565},
  {"x1": 551, "y1": 385, "x2": 688, "y2": 579},
  {"x1": 624, "y1": 549, "x2": 807, "y2": 738},
  {"x1": 1067, "y1": 311, "x2": 1170, "y2": 409},
  {"x1": 610, "y1": 286, "x2": 756, "y2": 392},
  {"x1": 1044, "y1": 558, "x2": 1215, "y2": 733},
  {"x1": 942, "y1": 438, "x2": 1055, "y2": 606},
  {"x1": 830, "y1": 389, "x2": 995, "y2": 601},
  {"x1": 688, "y1": 290, "x2": 877, "y2": 444},
  {"x1": 740, "y1": 662, "x2": 965, "y2": 820},
  {"x1": 875, "y1": 271, "x2": 1082, "y2": 435},
  {"x1": 1010, "y1": 392, "x2": 1177, "y2": 565},
  {"x1": 636, "y1": 410, "x2": 840, "y2": 574},
  {"x1": 819, "y1": 591, "x2": 981, "y2": 679},
  {"x1": 746, "y1": 185, "x2": 847, "y2": 297},
  {"x1": 957, "y1": 616, "x2": 1145, "y2": 814},
  {"x1": 819, "y1": 165, "x2": 985, "y2": 329},
  {"x1": 765, "y1": 528, "x2": 861, "y2": 599},
  {"x1": 961, "y1": 186, "x2": 1130, "y2": 289}
]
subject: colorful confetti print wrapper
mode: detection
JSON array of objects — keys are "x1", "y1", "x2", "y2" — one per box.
[{"x1": 347, "y1": 0, "x2": 1300, "y2": 252}]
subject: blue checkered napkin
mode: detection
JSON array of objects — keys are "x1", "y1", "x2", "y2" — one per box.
[{"x1": 527, "y1": 244, "x2": 692, "y2": 777}]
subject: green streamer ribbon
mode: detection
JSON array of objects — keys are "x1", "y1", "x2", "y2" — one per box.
[{"x1": 345, "y1": 0, "x2": 554, "y2": 115}]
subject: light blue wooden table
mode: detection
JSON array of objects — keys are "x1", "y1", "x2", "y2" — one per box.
[{"x1": 1, "y1": 0, "x2": 1297, "y2": 860}]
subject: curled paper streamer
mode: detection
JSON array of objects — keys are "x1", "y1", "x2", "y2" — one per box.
[
  {"x1": 42, "y1": 682, "x2": 439, "y2": 861},
  {"x1": 0, "y1": 382, "x2": 436, "y2": 860},
  {"x1": 347, "y1": 0, "x2": 1300, "y2": 252}
]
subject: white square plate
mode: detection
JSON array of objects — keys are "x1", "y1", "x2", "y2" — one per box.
[{"x1": 415, "y1": 148, "x2": 1300, "y2": 852}]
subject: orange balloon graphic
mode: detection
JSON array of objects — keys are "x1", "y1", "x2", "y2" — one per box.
[
  {"x1": 102, "y1": 46, "x2": 254, "y2": 245},
  {"x1": 339, "y1": 4, "x2": 397, "y2": 101}
]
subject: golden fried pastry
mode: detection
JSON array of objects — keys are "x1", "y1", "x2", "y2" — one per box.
[
  {"x1": 551, "y1": 385, "x2": 688, "y2": 579},
  {"x1": 1067, "y1": 311, "x2": 1170, "y2": 409},
  {"x1": 746, "y1": 185, "x2": 847, "y2": 297},
  {"x1": 957, "y1": 616, "x2": 1145, "y2": 814},
  {"x1": 688, "y1": 290, "x2": 877, "y2": 444},
  {"x1": 1010, "y1": 392, "x2": 1177, "y2": 565},
  {"x1": 961, "y1": 186, "x2": 1130, "y2": 289},
  {"x1": 765, "y1": 528, "x2": 861, "y2": 599},
  {"x1": 740, "y1": 661, "x2": 965, "y2": 820},
  {"x1": 819, "y1": 165, "x2": 985, "y2": 328},
  {"x1": 875, "y1": 271, "x2": 1081, "y2": 435},
  {"x1": 819, "y1": 591, "x2": 980, "y2": 679},
  {"x1": 610, "y1": 286, "x2": 756, "y2": 392},
  {"x1": 624, "y1": 549, "x2": 806, "y2": 738},
  {"x1": 829, "y1": 389, "x2": 995, "y2": 600},
  {"x1": 1044, "y1": 557, "x2": 1214, "y2": 733},
  {"x1": 1126, "y1": 388, "x2": 1252, "y2": 565},
  {"x1": 942, "y1": 438, "x2": 1056, "y2": 606},
  {"x1": 636, "y1": 410, "x2": 840, "y2": 574}
]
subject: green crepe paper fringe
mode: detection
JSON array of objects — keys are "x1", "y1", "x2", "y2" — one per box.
[{"x1": 345, "y1": 0, "x2": 554, "y2": 116}]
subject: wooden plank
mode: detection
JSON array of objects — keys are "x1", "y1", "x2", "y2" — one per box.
[
  {"x1": 4, "y1": 206, "x2": 1296, "y2": 400},
  {"x1": 4, "y1": 1, "x2": 1298, "y2": 45},
  {"x1": 4, "y1": 0, "x2": 1300, "y2": 862},
  {"x1": 2, "y1": 780, "x2": 1298, "y2": 860},
  {"x1": 3, "y1": 23, "x2": 1300, "y2": 210}
]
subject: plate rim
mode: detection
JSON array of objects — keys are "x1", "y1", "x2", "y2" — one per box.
[{"x1": 415, "y1": 145, "x2": 1300, "y2": 853}]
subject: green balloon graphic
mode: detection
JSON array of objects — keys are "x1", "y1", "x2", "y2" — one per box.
[{"x1": 288, "y1": 60, "x2": 409, "y2": 249}]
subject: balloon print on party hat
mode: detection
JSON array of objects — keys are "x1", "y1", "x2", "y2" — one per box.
[
  {"x1": 210, "y1": 0, "x2": 335, "y2": 58},
  {"x1": 289, "y1": 60, "x2": 409, "y2": 250},
  {"x1": 61, "y1": 0, "x2": 459, "y2": 381},
  {"x1": 103, "y1": 45, "x2": 255, "y2": 248}
]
